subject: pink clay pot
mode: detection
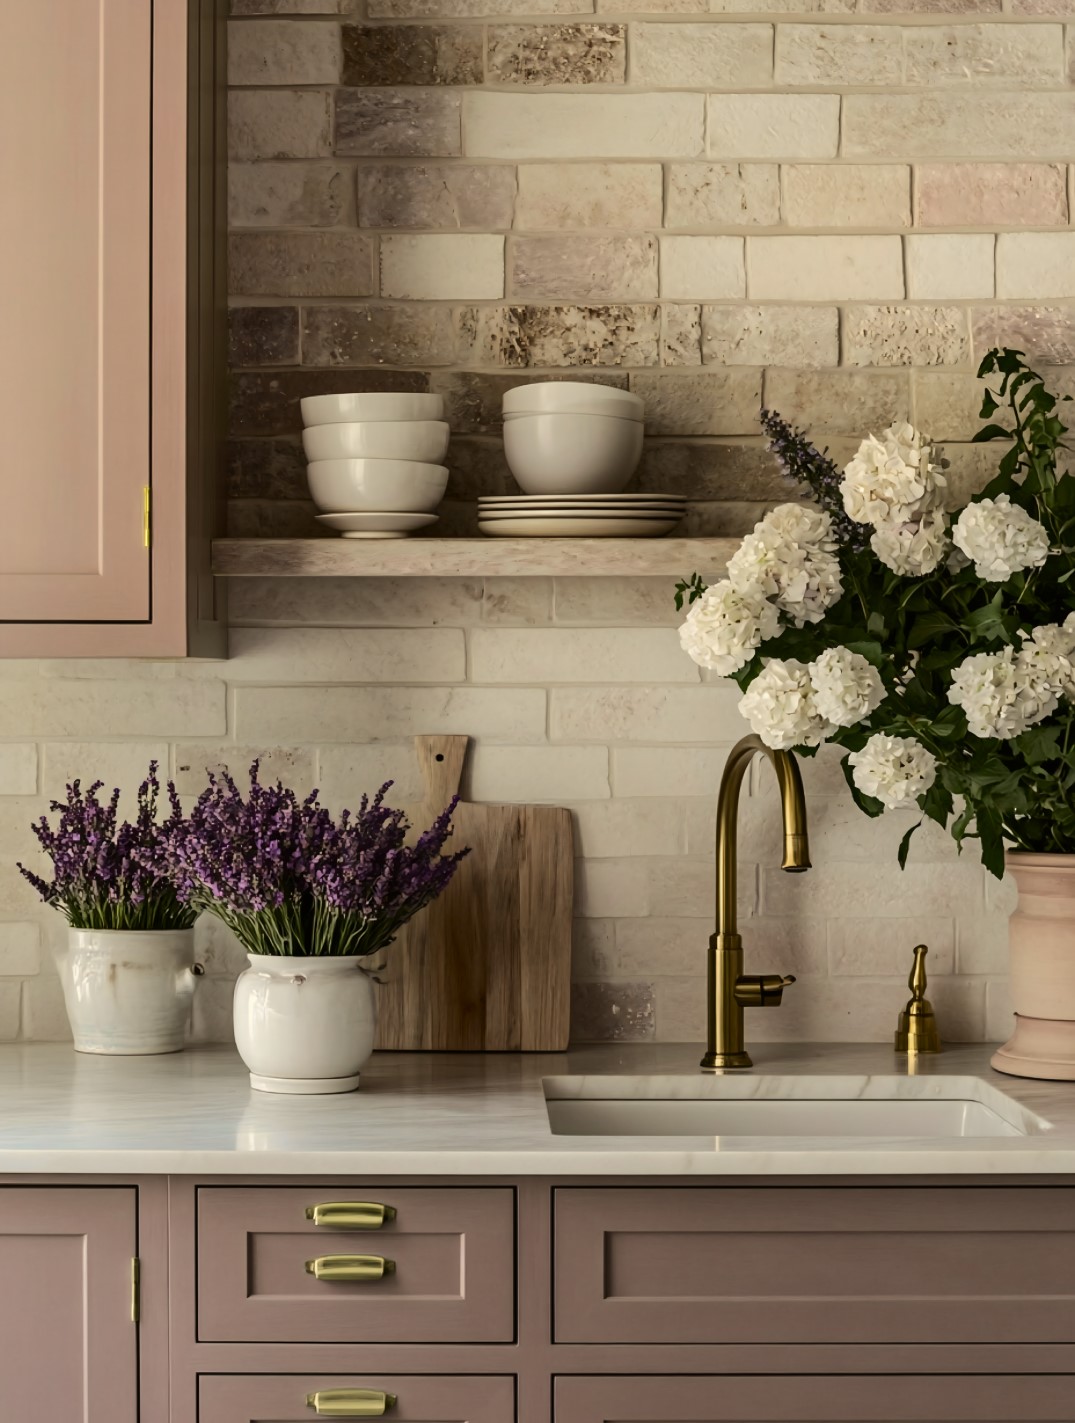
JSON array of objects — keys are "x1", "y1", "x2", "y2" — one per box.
[{"x1": 992, "y1": 851, "x2": 1075, "y2": 1082}]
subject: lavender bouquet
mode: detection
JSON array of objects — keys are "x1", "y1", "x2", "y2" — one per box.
[
  {"x1": 151, "y1": 763, "x2": 468, "y2": 958},
  {"x1": 18, "y1": 762, "x2": 196, "y2": 932}
]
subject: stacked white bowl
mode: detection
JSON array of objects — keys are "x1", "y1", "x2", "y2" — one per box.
[
  {"x1": 483, "y1": 381, "x2": 685, "y2": 538},
  {"x1": 300, "y1": 392, "x2": 450, "y2": 539}
]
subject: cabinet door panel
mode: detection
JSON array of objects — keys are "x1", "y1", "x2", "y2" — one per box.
[
  {"x1": 200, "y1": 1374, "x2": 516, "y2": 1423},
  {"x1": 555, "y1": 1375, "x2": 1075, "y2": 1423},
  {"x1": 554, "y1": 1187, "x2": 1075, "y2": 1344},
  {"x1": 0, "y1": 1186, "x2": 137, "y2": 1420},
  {"x1": 0, "y1": 0, "x2": 150, "y2": 622}
]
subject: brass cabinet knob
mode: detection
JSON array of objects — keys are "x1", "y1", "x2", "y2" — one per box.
[
  {"x1": 305, "y1": 1202, "x2": 397, "y2": 1231},
  {"x1": 305, "y1": 1254, "x2": 395, "y2": 1282},
  {"x1": 306, "y1": 1388, "x2": 397, "y2": 1417}
]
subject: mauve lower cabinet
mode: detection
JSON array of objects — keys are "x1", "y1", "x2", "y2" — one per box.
[{"x1": 5, "y1": 1179, "x2": 1075, "y2": 1422}]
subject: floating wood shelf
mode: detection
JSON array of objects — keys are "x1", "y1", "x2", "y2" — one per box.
[{"x1": 212, "y1": 537, "x2": 737, "y2": 578}]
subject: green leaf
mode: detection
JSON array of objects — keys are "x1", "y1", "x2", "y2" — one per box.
[
  {"x1": 1013, "y1": 725, "x2": 1063, "y2": 766},
  {"x1": 843, "y1": 640, "x2": 885, "y2": 667},
  {"x1": 897, "y1": 821, "x2": 921, "y2": 870},
  {"x1": 840, "y1": 755, "x2": 885, "y2": 818},
  {"x1": 971, "y1": 423, "x2": 1014, "y2": 444}
]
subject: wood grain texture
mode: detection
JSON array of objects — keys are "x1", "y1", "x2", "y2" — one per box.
[
  {"x1": 376, "y1": 734, "x2": 573, "y2": 1052},
  {"x1": 213, "y1": 536, "x2": 736, "y2": 578}
]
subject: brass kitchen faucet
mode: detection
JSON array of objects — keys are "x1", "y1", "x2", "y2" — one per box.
[{"x1": 701, "y1": 734, "x2": 810, "y2": 1072}]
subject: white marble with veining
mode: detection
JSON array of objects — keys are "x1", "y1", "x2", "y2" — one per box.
[{"x1": 0, "y1": 1041, "x2": 1074, "y2": 1176}]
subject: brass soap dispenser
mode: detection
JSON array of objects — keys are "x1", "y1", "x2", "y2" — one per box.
[{"x1": 894, "y1": 944, "x2": 942, "y2": 1055}]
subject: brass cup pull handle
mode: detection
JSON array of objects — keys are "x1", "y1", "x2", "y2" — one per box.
[
  {"x1": 305, "y1": 1254, "x2": 395, "y2": 1282},
  {"x1": 306, "y1": 1388, "x2": 397, "y2": 1418},
  {"x1": 306, "y1": 1202, "x2": 396, "y2": 1231}
]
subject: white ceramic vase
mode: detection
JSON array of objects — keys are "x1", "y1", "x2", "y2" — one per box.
[
  {"x1": 232, "y1": 954, "x2": 377, "y2": 1094},
  {"x1": 992, "y1": 851, "x2": 1075, "y2": 1081},
  {"x1": 57, "y1": 928, "x2": 199, "y2": 1055}
]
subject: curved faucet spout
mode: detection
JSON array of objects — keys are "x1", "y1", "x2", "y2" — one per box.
[{"x1": 702, "y1": 734, "x2": 811, "y2": 1073}]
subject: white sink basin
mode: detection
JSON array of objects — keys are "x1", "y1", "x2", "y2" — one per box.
[{"x1": 543, "y1": 1075, "x2": 1052, "y2": 1141}]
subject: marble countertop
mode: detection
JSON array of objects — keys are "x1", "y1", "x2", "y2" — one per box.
[{"x1": 1, "y1": 1041, "x2": 1074, "y2": 1176}]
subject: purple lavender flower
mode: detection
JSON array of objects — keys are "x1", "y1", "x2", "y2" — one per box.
[
  {"x1": 18, "y1": 762, "x2": 196, "y2": 932},
  {"x1": 760, "y1": 408, "x2": 869, "y2": 551},
  {"x1": 153, "y1": 762, "x2": 468, "y2": 957}
]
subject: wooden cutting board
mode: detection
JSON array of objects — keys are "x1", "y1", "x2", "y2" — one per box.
[{"x1": 374, "y1": 734, "x2": 574, "y2": 1052}]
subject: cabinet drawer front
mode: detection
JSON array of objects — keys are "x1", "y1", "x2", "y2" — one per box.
[
  {"x1": 555, "y1": 1375, "x2": 1075, "y2": 1422},
  {"x1": 554, "y1": 1187, "x2": 1075, "y2": 1344},
  {"x1": 200, "y1": 1374, "x2": 515, "y2": 1423},
  {"x1": 197, "y1": 1187, "x2": 514, "y2": 1342}
]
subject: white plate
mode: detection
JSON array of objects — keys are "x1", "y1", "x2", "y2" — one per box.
[
  {"x1": 478, "y1": 507, "x2": 684, "y2": 521},
  {"x1": 478, "y1": 493, "x2": 685, "y2": 505},
  {"x1": 316, "y1": 512, "x2": 439, "y2": 539},
  {"x1": 478, "y1": 516, "x2": 679, "y2": 538}
]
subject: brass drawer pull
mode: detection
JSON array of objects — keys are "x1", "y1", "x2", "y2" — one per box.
[
  {"x1": 305, "y1": 1254, "x2": 395, "y2": 1282},
  {"x1": 306, "y1": 1388, "x2": 397, "y2": 1417},
  {"x1": 306, "y1": 1201, "x2": 396, "y2": 1231}
]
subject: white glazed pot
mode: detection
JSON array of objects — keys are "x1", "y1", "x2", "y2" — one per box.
[
  {"x1": 233, "y1": 954, "x2": 377, "y2": 1095},
  {"x1": 57, "y1": 928, "x2": 199, "y2": 1055},
  {"x1": 992, "y1": 851, "x2": 1075, "y2": 1081}
]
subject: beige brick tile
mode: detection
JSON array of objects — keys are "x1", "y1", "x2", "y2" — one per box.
[
  {"x1": 702, "y1": 305, "x2": 838, "y2": 367},
  {"x1": 381, "y1": 234, "x2": 504, "y2": 299},
  {"x1": 575, "y1": 858, "x2": 652, "y2": 917},
  {"x1": 842, "y1": 305, "x2": 970, "y2": 366},
  {"x1": 829, "y1": 917, "x2": 955, "y2": 977},
  {"x1": 468, "y1": 745, "x2": 610, "y2": 802},
  {"x1": 633, "y1": 23, "x2": 773, "y2": 85},
  {"x1": 652, "y1": 976, "x2": 706, "y2": 1040},
  {"x1": 905, "y1": 234, "x2": 994, "y2": 301},
  {"x1": 553, "y1": 576, "x2": 683, "y2": 626},
  {"x1": 335, "y1": 89, "x2": 461, "y2": 157},
  {"x1": 228, "y1": 90, "x2": 333, "y2": 159},
  {"x1": 916, "y1": 162, "x2": 1067, "y2": 227},
  {"x1": 763, "y1": 368, "x2": 911, "y2": 434},
  {"x1": 371, "y1": 0, "x2": 590, "y2": 13},
  {"x1": 632, "y1": 442, "x2": 790, "y2": 498},
  {"x1": 229, "y1": 575, "x2": 483, "y2": 626},
  {"x1": 302, "y1": 304, "x2": 466, "y2": 366},
  {"x1": 665, "y1": 163, "x2": 779, "y2": 228},
  {"x1": 971, "y1": 305, "x2": 1075, "y2": 365},
  {"x1": 237, "y1": 686, "x2": 547, "y2": 742},
  {"x1": 229, "y1": 232, "x2": 373, "y2": 298},
  {"x1": 512, "y1": 235, "x2": 658, "y2": 301},
  {"x1": 862, "y1": 0, "x2": 1001, "y2": 10},
  {"x1": 0, "y1": 924, "x2": 39, "y2": 979},
  {"x1": 571, "y1": 919, "x2": 617, "y2": 978},
  {"x1": 342, "y1": 24, "x2": 483, "y2": 85},
  {"x1": 661, "y1": 304, "x2": 703, "y2": 365},
  {"x1": 775, "y1": 24, "x2": 902, "y2": 85},
  {"x1": 471, "y1": 303, "x2": 661, "y2": 367},
  {"x1": 603, "y1": 0, "x2": 705, "y2": 8},
  {"x1": 227, "y1": 626, "x2": 466, "y2": 682},
  {"x1": 708, "y1": 95, "x2": 839, "y2": 160},
  {"x1": 844, "y1": 93, "x2": 1075, "y2": 160},
  {"x1": 230, "y1": 369, "x2": 431, "y2": 438},
  {"x1": 487, "y1": 23, "x2": 626, "y2": 83},
  {"x1": 955, "y1": 913, "x2": 1010, "y2": 975},
  {"x1": 173, "y1": 745, "x2": 317, "y2": 797},
  {"x1": 228, "y1": 19, "x2": 341, "y2": 84},
  {"x1": 0, "y1": 746, "x2": 37, "y2": 796},
  {"x1": 912, "y1": 371, "x2": 992, "y2": 441},
  {"x1": 41, "y1": 742, "x2": 168, "y2": 799},
  {"x1": 627, "y1": 369, "x2": 761, "y2": 435},
  {"x1": 713, "y1": 0, "x2": 853, "y2": 11},
  {"x1": 0, "y1": 981, "x2": 21, "y2": 1039},
  {"x1": 996, "y1": 233, "x2": 1075, "y2": 300},
  {"x1": 360, "y1": 164, "x2": 516, "y2": 230},
  {"x1": 573, "y1": 800, "x2": 687, "y2": 858},
  {"x1": 551, "y1": 685, "x2": 744, "y2": 743},
  {"x1": 0, "y1": 682, "x2": 225, "y2": 740},
  {"x1": 660, "y1": 237, "x2": 745, "y2": 300},
  {"x1": 463, "y1": 93, "x2": 706, "y2": 159},
  {"x1": 764, "y1": 859, "x2": 985, "y2": 917},
  {"x1": 611, "y1": 746, "x2": 735, "y2": 797},
  {"x1": 613, "y1": 918, "x2": 709, "y2": 976},
  {"x1": 471, "y1": 627, "x2": 697, "y2": 683},
  {"x1": 646, "y1": 855, "x2": 757, "y2": 918},
  {"x1": 985, "y1": 977, "x2": 1014, "y2": 1042},
  {"x1": 232, "y1": 0, "x2": 349, "y2": 11},
  {"x1": 228, "y1": 307, "x2": 299, "y2": 366},
  {"x1": 747, "y1": 235, "x2": 904, "y2": 301},
  {"x1": 515, "y1": 164, "x2": 662, "y2": 229},
  {"x1": 903, "y1": 23, "x2": 1064, "y2": 85},
  {"x1": 0, "y1": 799, "x2": 46, "y2": 857},
  {"x1": 782, "y1": 164, "x2": 910, "y2": 228},
  {"x1": 317, "y1": 743, "x2": 428, "y2": 806},
  {"x1": 229, "y1": 162, "x2": 352, "y2": 227},
  {"x1": 571, "y1": 979, "x2": 655, "y2": 1040}
]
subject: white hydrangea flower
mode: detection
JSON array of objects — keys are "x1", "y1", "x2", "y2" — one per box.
[
  {"x1": 1015, "y1": 615, "x2": 1075, "y2": 711},
  {"x1": 841, "y1": 423, "x2": 946, "y2": 530},
  {"x1": 809, "y1": 646, "x2": 886, "y2": 729},
  {"x1": 951, "y1": 493, "x2": 1051, "y2": 582},
  {"x1": 869, "y1": 507, "x2": 951, "y2": 577},
  {"x1": 678, "y1": 580, "x2": 781, "y2": 676},
  {"x1": 947, "y1": 646, "x2": 1052, "y2": 739},
  {"x1": 848, "y1": 733, "x2": 937, "y2": 810},
  {"x1": 738, "y1": 658, "x2": 832, "y2": 750},
  {"x1": 727, "y1": 503, "x2": 843, "y2": 627}
]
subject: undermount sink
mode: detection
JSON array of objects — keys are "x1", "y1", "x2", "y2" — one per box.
[{"x1": 543, "y1": 1075, "x2": 1053, "y2": 1142}]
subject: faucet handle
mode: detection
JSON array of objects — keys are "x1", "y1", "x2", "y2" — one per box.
[
  {"x1": 894, "y1": 944, "x2": 941, "y2": 1055},
  {"x1": 735, "y1": 973, "x2": 795, "y2": 1008}
]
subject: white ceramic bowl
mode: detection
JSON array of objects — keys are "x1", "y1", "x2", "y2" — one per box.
[
  {"x1": 300, "y1": 392, "x2": 446, "y2": 427},
  {"x1": 502, "y1": 412, "x2": 644, "y2": 495},
  {"x1": 303, "y1": 420, "x2": 450, "y2": 464},
  {"x1": 503, "y1": 381, "x2": 643, "y2": 421},
  {"x1": 305, "y1": 458, "x2": 449, "y2": 514}
]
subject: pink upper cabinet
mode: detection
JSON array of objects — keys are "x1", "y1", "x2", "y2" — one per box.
[{"x1": 0, "y1": 0, "x2": 224, "y2": 658}]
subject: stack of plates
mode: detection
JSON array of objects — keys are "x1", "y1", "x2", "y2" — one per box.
[{"x1": 478, "y1": 493, "x2": 686, "y2": 538}]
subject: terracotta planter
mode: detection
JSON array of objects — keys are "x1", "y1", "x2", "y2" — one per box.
[{"x1": 992, "y1": 851, "x2": 1075, "y2": 1081}]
